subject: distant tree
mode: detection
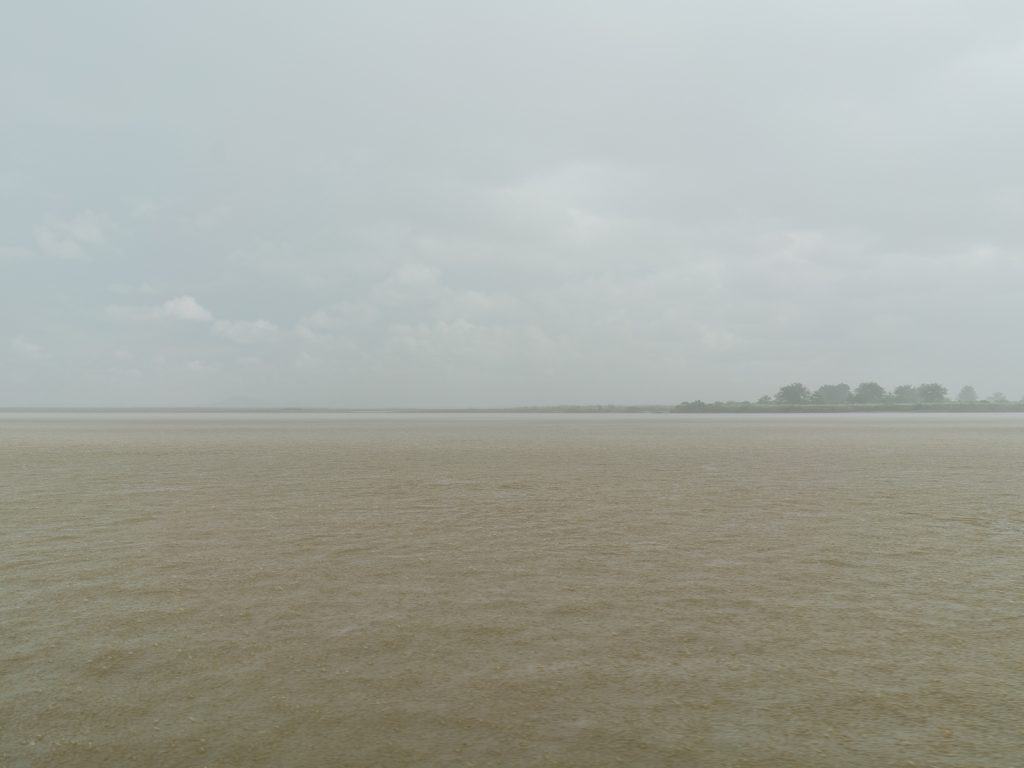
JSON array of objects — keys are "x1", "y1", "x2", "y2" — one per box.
[
  {"x1": 757, "y1": 395, "x2": 773, "y2": 405},
  {"x1": 957, "y1": 385, "x2": 978, "y2": 403},
  {"x1": 812, "y1": 383, "x2": 851, "y2": 405},
  {"x1": 990, "y1": 392, "x2": 1009, "y2": 403},
  {"x1": 892, "y1": 384, "x2": 920, "y2": 404},
  {"x1": 775, "y1": 382, "x2": 810, "y2": 405},
  {"x1": 674, "y1": 400, "x2": 707, "y2": 412},
  {"x1": 852, "y1": 381, "x2": 887, "y2": 404},
  {"x1": 917, "y1": 382, "x2": 948, "y2": 403}
]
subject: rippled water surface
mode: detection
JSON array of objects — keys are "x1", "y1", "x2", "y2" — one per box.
[{"x1": 2, "y1": 413, "x2": 1022, "y2": 766}]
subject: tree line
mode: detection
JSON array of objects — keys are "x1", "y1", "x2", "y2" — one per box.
[
  {"x1": 673, "y1": 381, "x2": 1021, "y2": 411},
  {"x1": 768, "y1": 381, "x2": 1012, "y2": 405}
]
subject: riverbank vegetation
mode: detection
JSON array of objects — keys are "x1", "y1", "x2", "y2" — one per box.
[{"x1": 674, "y1": 381, "x2": 1022, "y2": 412}]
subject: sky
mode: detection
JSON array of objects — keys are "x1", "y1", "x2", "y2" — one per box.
[{"x1": 3, "y1": 0, "x2": 1024, "y2": 407}]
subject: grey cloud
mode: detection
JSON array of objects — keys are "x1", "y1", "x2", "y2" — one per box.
[{"x1": 3, "y1": 1, "x2": 1023, "y2": 406}]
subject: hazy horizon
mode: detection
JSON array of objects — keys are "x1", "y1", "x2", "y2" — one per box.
[{"x1": 5, "y1": 1, "x2": 1024, "y2": 407}]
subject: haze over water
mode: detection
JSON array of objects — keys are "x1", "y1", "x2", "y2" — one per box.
[{"x1": 2, "y1": 413, "x2": 1022, "y2": 766}]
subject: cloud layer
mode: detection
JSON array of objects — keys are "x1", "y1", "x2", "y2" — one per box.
[{"x1": 3, "y1": 1, "x2": 1024, "y2": 406}]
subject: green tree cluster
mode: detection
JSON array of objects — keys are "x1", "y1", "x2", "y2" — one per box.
[
  {"x1": 774, "y1": 381, "x2": 956, "y2": 404},
  {"x1": 677, "y1": 382, "x2": 1023, "y2": 411}
]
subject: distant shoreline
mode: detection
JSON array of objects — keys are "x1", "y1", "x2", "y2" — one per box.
[{"x1": 3, "y1": 404, "x2": 1024, "y2": 415}]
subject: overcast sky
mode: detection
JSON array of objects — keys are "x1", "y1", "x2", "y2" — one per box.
[{"x1": 3, "y1": 1, "x2": 1024, "y2": 406}]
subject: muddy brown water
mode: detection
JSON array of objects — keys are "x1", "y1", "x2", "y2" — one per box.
[{"x1": 2, "y1": 413, "x2": 1022, "y2": 766}]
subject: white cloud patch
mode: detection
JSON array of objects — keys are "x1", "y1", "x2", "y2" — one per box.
[
  {"x1": 34, "y1": 227, "x2": 84, "y2": 260},
  {"x1": 213, "y1": 318, "x2": 279, "y2": 344},
  {"x1": 159, "y1": 295, "x2": 213, "y2": 321},
  {"x1": 33, "y1": 210, "x2": 110, "y2": 260},
  {"x1": 11, "y1": 336, "x2": 48, "y2": 360},
  {"x1": 107, "y1": 295, "x2": 280, "y2": 353},
  {"x1": 104, "y1": 294, "x2": 212, "y2": 322}
]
